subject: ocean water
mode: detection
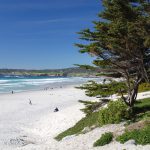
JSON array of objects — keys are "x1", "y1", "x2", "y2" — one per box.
[{"x1": 0, "y1": 75, "x2": 100, "y2": 94}]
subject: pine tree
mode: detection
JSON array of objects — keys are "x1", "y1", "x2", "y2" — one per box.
[{"x1": 76, "y1": 0, "x2": 150, "y2": 107}]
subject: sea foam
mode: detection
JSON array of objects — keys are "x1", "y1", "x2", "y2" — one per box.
[{"x1": 0, "y1": 76, "x2": 100, "y2": 94}]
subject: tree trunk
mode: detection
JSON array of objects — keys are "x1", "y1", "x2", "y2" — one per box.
[
  {"x1": 126, "y1": 85, "x2": 138, "y2": 107},
  {"x1": 125, "y1": 77, "x2": 142, "y2": 107}
]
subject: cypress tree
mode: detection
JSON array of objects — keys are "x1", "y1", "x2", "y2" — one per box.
[{"x1": 76, "y1": 0, "x2": 150, "y2": 107}]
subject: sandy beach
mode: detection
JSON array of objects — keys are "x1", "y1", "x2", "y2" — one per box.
[{"x1": 0, "y1": 85, "x2": 150, "y2": 150}]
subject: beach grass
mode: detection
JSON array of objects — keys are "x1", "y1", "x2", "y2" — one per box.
[
  {"x1": 55, "y1": 112, "x2": 99, "y2": 141},
  {"x1": 132, "y1": 98, "x2": 150, "y2": 122},
  {"x1": 93, "y1": 132, "x2": 113, "y2": 147},
  {"x1": 138, "y1": 83, "x2": 150, "y2": 93},
  {"x1": 116, "y1": 125, "x2": 150, "y2": 145},
  {"x1": 55, "y1": 97, "x2": 150, "y2": 141}
]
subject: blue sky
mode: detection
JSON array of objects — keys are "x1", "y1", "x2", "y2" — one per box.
[{"x1": 0, "y1": 0, "x2": 102, "y2": 69}]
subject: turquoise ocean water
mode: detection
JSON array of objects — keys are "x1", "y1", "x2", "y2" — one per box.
[{"x1": 0, "y1": 75, "x2": 100, "y2": 94}]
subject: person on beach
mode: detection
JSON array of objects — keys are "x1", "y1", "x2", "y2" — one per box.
[
  {"x1": 12, "y1": 91, "x2": 14, "y2": 94},
  {"x1": 29, "y1": 99, "x2": 32, "y2": 105},
  {"x1": 54, "y1": 107, "x2": 59, "y2": 112},
  {"x1": 103, "y1": 79, "x2": 106, "y2": 84}
]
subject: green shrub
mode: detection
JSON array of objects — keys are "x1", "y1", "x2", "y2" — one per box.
[
  {"x1": 116, "y1": 125, "x2": 150, "y2": 145},
  {"x1": 98, "y1": 100, "x2": 131, "y2": 125},
  {"x1": 79, "y1": 100, "x2": 108, "y2": 115},
  {"x1": 77, "y1": 81, "x2": 127, "y2": 98},
  {"x1": 93, "y1": 132, "x2": 113, "y2": 147},
  {"x1": 131, "y1": 98, "x2": 150, "y2": 122},
  {"x1": 138, "y1": 83, "x2": 150, "y2": 92}
]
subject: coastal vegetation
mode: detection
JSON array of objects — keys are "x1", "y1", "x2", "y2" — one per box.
[
  {"x1": 55, "y1": 111, "x2": 99, "y2": 141},
  {"x1": 76, "y1": 0, "x2": 150, "y2": 107},
  {"x1": 77, "y1": 80, "x2": 127, "y2": 98},
  {"x1": 116, "y1": 125, "x2": 150, "y2": 145},
  {"x1": 55, "y1": 0, "x2": 150, "y2": 147},
  {"x1": 98, "y1": 100, "x2": 130, "y2": 125},
  {"x1": 55, "y1": 98, "x2": 150, "y2": 145},
  {"x1": 93, "y1": 132, "x2": 113, "y2": 147},
  {"x1": 138, "y1": 82, "x2": 150, "y2": 93}
]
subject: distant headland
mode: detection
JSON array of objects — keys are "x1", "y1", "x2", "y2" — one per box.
[{"x1": 0, "y1": 67, "x2": 97, "y2": 77}]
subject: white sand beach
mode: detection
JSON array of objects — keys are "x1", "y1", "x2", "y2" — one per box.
[{"x1": 0, "y1": 85, "x2": 150, "y2": 150}]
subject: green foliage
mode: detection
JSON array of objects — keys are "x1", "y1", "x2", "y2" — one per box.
[
  {"x1": 55, "y1": 98, "x2": 150, "y2": 142},
  {"x1": 132, "y1": 98, "x2": 150, "y2": 122},
  {"x1": 76, "y1": 0, "x2": 150, "y2": 107},
  {"x1": 125, "y1": 98, "x2": 150, "y2": 125},
  {"x1": 138, "y1": 83, "x2": 150, "y2": 93},
  {"x1": 74, "y1": 64, "x2": 96, "y2": 71},
  {"x1": 98, "y1": 100, "x2": 131, "y2": 125},
  {"x1": 134, "y1": 98, "x2": 150, "y2": 110},
  {"x1": 55, "y1": 112, "x2": 99, "y2": 141},
  {"x1": 93, "y1": 59, "x2": 111, "y2": 69},
  {"x1": 79, "y1": 100, "x2": 104, "y2": 115},
  {"x1": 76, "y1": 0, "x2": 150, "y2": 75},
  {"x1": 93, "y1": 132, "x2": 113, "y2": 147},
  {"x1": 96, "y1": 72, "x2": 122, "y2": 78},
  {"x1": 78, "y1": 81, "x2": 127, "y2": 98},
  {"x1": 116, "y1": 125, "x2": 150, "y2": 145}
]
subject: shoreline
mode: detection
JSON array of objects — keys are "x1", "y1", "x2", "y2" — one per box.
[
  {"x1": 0, "y1": 76, "x2": 102, "y2": 95},
  {"x1": 0, "y1": 81, "x2": 79, "y2": 95},
  {"x1": 0, "y1": 84, "x2": 96, "y2": 150},
  {"x1": 0, "y1": 82, "x2": 81, "y2": 96}
]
